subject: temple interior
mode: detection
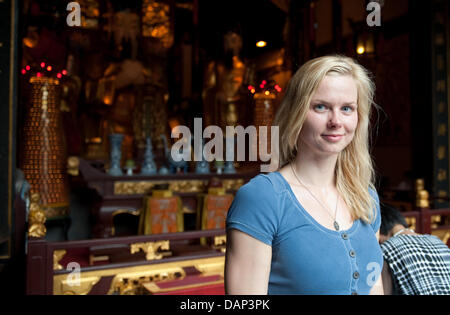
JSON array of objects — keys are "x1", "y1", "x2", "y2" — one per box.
[{"x1": 0, "y1": 0, "x2": 449, "y2": 295}]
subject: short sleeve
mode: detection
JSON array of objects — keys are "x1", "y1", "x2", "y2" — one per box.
[
  {"x1": 226, "y1": 175, "x2": 279, "y2": 246},
  {"x1": 369, "y1": 188, "x2": 381, "y2": 233}
]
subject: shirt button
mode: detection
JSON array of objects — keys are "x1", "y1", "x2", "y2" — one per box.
[
  {"x1": 349, "y1": 250, "x2": 356, "y2": 258},
  {"x1": 353, "y1": 271, "x2": 360, "y2": 279},
  {"x1": 342, "y1": 233, "x2": 348, "y2": 240}
]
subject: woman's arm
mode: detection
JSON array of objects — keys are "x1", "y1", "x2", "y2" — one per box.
[{"x1": 224, "y1": 228, "x2": 272, "y2": 295}]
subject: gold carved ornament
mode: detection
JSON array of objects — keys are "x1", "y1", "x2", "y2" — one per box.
[
  {"x1": 130, "y1": 240, "x2": 170, "y2": 261},
  {"x1": 53, "y1": 250, "x2": 67, "y2": 270},
  {"x1": 111, "y1": 267, "x2": 185, "y2": 295},
  {"x1": 54, "y1": 276, "x2": 101, "y2": 295},
  {"x1": 67, "y1": 156, "x2": 80, "y2": 176},
  {"x1": 28, "y1": 193, "x2": 47, "y2": 238},
  {"x1": 415, "y1": 179, "x2": 430, "y2": 209},
  {"x1": 213, "y1": 235, "x2": 227, "y2": 253}
]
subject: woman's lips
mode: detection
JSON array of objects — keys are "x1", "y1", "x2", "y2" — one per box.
[{"x1": 322, "y1": 134, "x2": 344, "y2": 142}]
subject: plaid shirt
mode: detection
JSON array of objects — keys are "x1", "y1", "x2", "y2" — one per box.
[{"x1": 381, "y1": 234, "x2": 450, "y2": 295}]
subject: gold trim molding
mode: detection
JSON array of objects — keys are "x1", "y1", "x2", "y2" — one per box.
[
  {"x1": 114, "y1": 180, "x2": 205, "y2": 195},
  {"x1": 114, "y1": 179, "x2": 245, "y2": 195},
  {"x1": 222, "y1": 179, "x2": 244, "y2": 191}
]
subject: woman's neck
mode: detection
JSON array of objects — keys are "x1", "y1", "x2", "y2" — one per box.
[{"x1": 292, "y1": 152, "x2": 338, "y2": 189}]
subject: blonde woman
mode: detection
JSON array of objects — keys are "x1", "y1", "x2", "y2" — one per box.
[{"x1": 225, "y1": 55, "x2": 384, "y2": 295}]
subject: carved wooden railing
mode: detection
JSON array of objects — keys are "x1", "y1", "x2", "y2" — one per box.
[{"x1": 26, "y1": 228, "x2": 227, "y2": 295}]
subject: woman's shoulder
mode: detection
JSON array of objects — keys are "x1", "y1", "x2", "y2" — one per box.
[
  {"x1": 227, "y1": 172, "x2": 284, "y2": 245},
  {"x1": 239, "y1": 171, "x2": 286, "y2": 196}
]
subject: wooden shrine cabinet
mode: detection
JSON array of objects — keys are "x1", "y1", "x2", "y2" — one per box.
[{"x1": 77, "y1": 158, "x2": 258, "y2": 238}]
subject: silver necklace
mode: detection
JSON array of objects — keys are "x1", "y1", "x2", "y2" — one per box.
[{"x1": 290, "y1": 163, "x2": 340, "y2": 231}]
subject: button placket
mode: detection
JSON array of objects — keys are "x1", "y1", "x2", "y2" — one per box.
[{"x1": 341, "y1": 232, "x2": 359, "y2": 293}]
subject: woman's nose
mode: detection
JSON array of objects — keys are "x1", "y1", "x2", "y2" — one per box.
[{"x1": 327, "y1": 110, "x2": 342, "y2": 128}]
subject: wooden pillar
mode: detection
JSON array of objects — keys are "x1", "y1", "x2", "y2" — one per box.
[
  {"x1": 288, "y1": 0, "x2": 312, "y2": 70},
  {"x1": 332, "y1": 0, "x2": 342, "y2": 53},
  {"x1": 431, "y1": 0, "x2": 450, "y2": 208},
  {"x1": 26, "y1": 239, "x2": 51, "y2": 294},
  {"x1": 192, "y1": 0, "x2": 202, "y2": 117},
  {"x1": 410, "y1": 1, "x2": 433, "y2": 196},
  {"x1": 0, "y1": 0, "x2": 18, "y2": 263}
]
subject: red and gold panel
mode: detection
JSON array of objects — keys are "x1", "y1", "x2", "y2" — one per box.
[
  {"x1": 202, "y1": 194, "x2": 233, "y2": 230},
  {"x1": 140, "y1": 195, "x2": 183, "y2": 235}
]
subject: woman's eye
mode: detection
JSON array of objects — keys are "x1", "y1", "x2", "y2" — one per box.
[
  {"x1": 313, "y1": 104, "x2": 327, "y2": 111},
  {"x1": 342, "y1": 106, "x2": 354, "y2": 113}
]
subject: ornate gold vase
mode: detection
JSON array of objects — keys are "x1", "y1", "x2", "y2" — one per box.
[{"x1": 21, "y1": 77, "x2": 70, "y2": 219}]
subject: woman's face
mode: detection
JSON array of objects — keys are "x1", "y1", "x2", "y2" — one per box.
[{"x1": 298, "y1": 74, "x2": 359, "y2": 157}]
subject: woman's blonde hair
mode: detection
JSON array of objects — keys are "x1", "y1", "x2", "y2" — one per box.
[{"x1": 273, "y1": 55, "x2": 378, "y2": 224}]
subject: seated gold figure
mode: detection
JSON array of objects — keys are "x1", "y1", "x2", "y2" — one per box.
[
  {"x1": 94, "y1": 10, "x2": 152, "y2": 162},
  {"x1": 202, "y1": 31, "x2": 254, "y2": 130}
]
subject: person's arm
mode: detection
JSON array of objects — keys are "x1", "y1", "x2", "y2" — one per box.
[
  {"x1": 369, "y1": 230, "x2": 385, "y2": 295},
  {"x1": 369, "y1": 269, "x2": 384, "y2": 295},
  {"x1": 381, "y1": 260, "x2": 393, "y2": 295},
  {"x1": 225, "y1": 228, "x2": 272, "y2": 295}
]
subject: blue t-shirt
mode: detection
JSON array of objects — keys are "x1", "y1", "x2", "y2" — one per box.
[{"x1": 226, "y1": 172, "x2": 383, "y2": 295}]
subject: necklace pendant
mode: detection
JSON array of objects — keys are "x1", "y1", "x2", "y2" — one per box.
[{"x1": 333, "y1": 221, "x2": 340, "y2": 231}]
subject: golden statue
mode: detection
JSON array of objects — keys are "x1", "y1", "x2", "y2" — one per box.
[
  {"x1": 202, "y1": 31, "x2": 254, "y2": 130},
  {"x1": 82, "y1": 9, "x2": 152, "y2": 162},
  {"x1": 28, "y1": 193, "x2": 47, "y2": 238},
  {"x1": 81, "y1": 3, "x2": 173, "y2": 162}
]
